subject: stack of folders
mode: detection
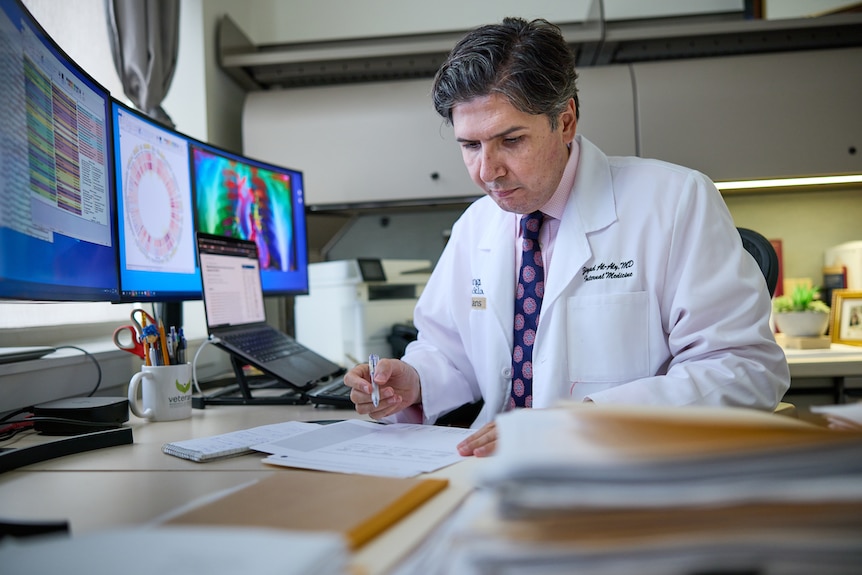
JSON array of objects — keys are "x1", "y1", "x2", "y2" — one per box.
[{"x1": 432, "y1": 403, "x2": 862, "y2": 575}]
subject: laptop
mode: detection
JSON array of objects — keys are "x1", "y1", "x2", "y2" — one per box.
[{"x1": 196, "y1": 233, "x2": 347, "y2": 396}]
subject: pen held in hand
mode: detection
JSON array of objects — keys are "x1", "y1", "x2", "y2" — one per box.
[{"x1": 369, "y1": 353, "x2": 380, "y2": 407}]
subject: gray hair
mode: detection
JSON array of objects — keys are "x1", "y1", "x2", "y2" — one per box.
[{"x1": 432, "y1": 17, "x2": 579, "y2": 130}]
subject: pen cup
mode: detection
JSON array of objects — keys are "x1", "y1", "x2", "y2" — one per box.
[{"x1": 128, "y1": 363, "x2": 193, "y2": 421}]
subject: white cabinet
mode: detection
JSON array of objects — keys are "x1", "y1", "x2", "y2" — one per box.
[
  {"x1": 632, "y1": 47, "x2": 862, "y2": 181},
  {"x1": 576, "y1": 65, "x2": 637, "y2": 157},
  {"x1": 242, "y1": 79, "x2": 476, "y2": 207},
  {"x1": 229, "y1": 0, "x2": 595, "y2": 45}
]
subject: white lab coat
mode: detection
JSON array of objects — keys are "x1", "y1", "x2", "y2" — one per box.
[{"x1": 394, "y1": 136, "x2": 790, "y2": 428}]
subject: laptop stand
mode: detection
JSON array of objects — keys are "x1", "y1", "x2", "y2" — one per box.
[{"x1": 192, "y1": 354, "x2": 310, "y2": 409}]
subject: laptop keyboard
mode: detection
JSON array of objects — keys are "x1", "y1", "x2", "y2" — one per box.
[
  {"x1": 307, "y1": 378, "x2": 354, "y2": 408},
  {"x1": 222, "y1": 329, "x2": 304, "y2": 362}
]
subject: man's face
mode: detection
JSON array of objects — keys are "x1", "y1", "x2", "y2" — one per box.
[{"x1": 452, "y1": 93, "x2": 576, "y2": 214}]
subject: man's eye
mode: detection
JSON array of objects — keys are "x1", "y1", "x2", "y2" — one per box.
[
  {"x1": 504, "y1": 136, "x2": 522, "y2": 145},
  {"x1": 461, "y1": 142, "x2": 480, "y2": 150}
]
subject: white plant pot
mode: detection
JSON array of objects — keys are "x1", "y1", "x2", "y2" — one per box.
[{"x1": 774, "y1": 311, "x2": 830, "y2": 337}]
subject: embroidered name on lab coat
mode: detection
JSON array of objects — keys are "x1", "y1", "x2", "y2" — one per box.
[{"x1": 582, "y1": 259, "x2": 634, "y2": 282}]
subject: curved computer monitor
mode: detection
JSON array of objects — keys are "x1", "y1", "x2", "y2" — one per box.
[
  {"x1": 190, "y1": 139, "x2": 310, "y2": 297},
  {"x1": 111, "y1": 99, "x2": 200, "y2": 302},
  {"x1": 0, "y1": 0, "x2": 119, "y2": 301}
]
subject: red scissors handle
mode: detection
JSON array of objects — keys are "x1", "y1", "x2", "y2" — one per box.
[{"x1": 112, "y1": 325, "x2": 145, "y2": 359}]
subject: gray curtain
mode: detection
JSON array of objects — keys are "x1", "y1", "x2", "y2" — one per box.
[{"x1": 105, "y1": 0, "x2": 180, "y2": 128}]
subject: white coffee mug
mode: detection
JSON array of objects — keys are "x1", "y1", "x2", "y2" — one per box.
[{"x1": 128, "y1": 364, "x2": 193, "y2": 421}]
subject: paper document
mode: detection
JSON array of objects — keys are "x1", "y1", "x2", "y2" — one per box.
[
  {"x1": 253, "y1": 419, "x2": 472, "y2": 478},
  {"x1": 163, "y1": 421, "x2": 321, "y2": 462},
  {"x1": 811, "y1": 402, "x2": 862, "y2": 430}
]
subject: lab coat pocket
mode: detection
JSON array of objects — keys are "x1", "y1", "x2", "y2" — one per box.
[{"x1": 566, "y1": 292, "x2": 649, "y2": 383}]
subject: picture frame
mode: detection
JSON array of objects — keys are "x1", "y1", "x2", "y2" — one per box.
[{"x1": 830, "y1": 290, "x2": 862, "y2": 346}]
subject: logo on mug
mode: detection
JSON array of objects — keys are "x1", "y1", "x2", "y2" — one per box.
[{"x1": 175, "y1": 379, "x2": 191, "y2": 394}]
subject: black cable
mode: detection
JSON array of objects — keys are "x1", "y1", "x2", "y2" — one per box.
[
  {"x1": 54, "y1": 345, "x2": 102, "y2": 396},
  {"x1": 0, "y1": 407, "x2": 31, "y2": 424},
  {"x1": 2, "y1": 416, "x2": 120, "y2": 429}
]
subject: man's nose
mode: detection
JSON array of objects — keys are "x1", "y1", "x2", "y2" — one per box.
[{"x1": 479, "y1": 148, "x2": 505, "y2": 183}]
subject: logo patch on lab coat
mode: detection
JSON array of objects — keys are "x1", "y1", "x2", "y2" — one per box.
[
  {"x1": 471, "y1": 279, "x2": 487, "y2": 309},
  {"x1": 582, "y1": 259, "x2": 635, "y2": 282}
]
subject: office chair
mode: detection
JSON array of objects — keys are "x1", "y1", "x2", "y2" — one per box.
[
  {"x1": 738, "y1": 227, "x2": 779, "y2": 297},
  {"x1": 737, "y1": 228, "x2": 798, "y2": 417}
]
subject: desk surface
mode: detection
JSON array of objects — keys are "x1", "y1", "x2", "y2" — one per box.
[
  {"x1": 0, "y1": 403, "x2": 481, "y2": 575},
  {"x1": 5, "y1": 347, "x2": 861, "y2": 572},
  {"x1": 782, "y1": 343, "x2": 862, "y2": 378}
]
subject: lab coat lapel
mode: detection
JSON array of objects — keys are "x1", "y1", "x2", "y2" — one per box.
[
  {"x1": 477, "y1": 207, "x2": 516, "y2": 342},
  {"x1": 542, "y1": 136, "x2": 617, "y2": 310}
]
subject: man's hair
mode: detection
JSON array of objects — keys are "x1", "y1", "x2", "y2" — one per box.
[{"x1": 432, "y1": 17, "x2": 579, "y2": 130}]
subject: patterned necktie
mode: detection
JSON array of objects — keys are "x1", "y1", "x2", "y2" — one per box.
[{"x1": 511, "y1": 211, "x2": 545, "y2": 408}]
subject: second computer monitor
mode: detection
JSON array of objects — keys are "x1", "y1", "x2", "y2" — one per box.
[{"x1": 111, "y1": 100, "x2": 199, "y2": 302}]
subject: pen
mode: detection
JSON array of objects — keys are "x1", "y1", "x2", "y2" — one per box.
[
  {"x1": 369, "y1": 353, "x2": 380, "y2": 407},
  {"x1": 158, "y1": 320, "x2": 170, "y2": 366},
  {"x1": 141, "y1": 314, "x2": 151, "y2": 366},
  {"x1": 168, "y1": 325, "x2": 178, "y2": 364},
  {"x1": 176, "y1": 328, "x2": 186, "y2": 364}
]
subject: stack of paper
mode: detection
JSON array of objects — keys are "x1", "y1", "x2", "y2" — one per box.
[{"x1": 429, "y1": 404, "x2": 862, "y2": 575}]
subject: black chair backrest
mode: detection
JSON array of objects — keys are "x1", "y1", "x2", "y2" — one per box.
[{"x1": 738, "y1": 227, "x2": 779, "y2": 297}]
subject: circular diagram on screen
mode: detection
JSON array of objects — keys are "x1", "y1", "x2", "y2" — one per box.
[{"x1": 123, "y1": 143, "x2": 184, "y2": 263}]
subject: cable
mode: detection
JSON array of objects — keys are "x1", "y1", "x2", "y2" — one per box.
[
  {"x1": 53, "y1": 345, "x2": 102, "y2": 396},
  {"x1": 3, "y1": 416, "x2": 121, "y2": 429},
  {"x1": 0, "y1": 420, "x2": 34, "y2": 442},
  {"x1": 191, "y1": 336, "x2": 220, "y2": 395},
  {"x1": 0, "y1": 407, "x2": 31, "y2": 424}
]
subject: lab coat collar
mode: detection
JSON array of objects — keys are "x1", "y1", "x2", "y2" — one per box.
[{"x1": 542, "y1": 135, "x2": 618, "y2": 310}]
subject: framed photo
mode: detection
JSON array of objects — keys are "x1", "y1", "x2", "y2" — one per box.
[{"x1": 830, "y1": 290, "x2": 862, "y2": 346}]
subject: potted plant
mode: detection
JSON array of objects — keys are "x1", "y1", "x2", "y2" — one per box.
[{"x1": 772, "y1": 285, "x2": 831, "y2": 337}]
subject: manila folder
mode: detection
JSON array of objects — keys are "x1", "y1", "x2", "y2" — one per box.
[{"x1": 165, "y1": 469, "x2": 448, "y2": 550}]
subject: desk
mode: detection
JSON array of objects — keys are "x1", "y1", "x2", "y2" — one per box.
[
  {"x1": 0, "y1": 404, "x2": 479, "y2": 575},
  {"x1": 783, "y1": 344, "x2": 862, "y2": 403}
]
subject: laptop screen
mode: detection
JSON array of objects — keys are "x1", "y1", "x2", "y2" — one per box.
[{"x1": 197, "y1": 233, "x2": 266, "y2": 329}]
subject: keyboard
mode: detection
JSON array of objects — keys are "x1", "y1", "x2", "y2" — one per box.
[
  {"x1": 221, "y1": 328, "x2": 304, "y2": 363},
  {"x1": 306, "y1": 377, "x2": 354, "y2": 409}
]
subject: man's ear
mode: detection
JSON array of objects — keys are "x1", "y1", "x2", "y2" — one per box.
[{"x1": 560, "y1": 98, "x2": 577, "y2": 142}]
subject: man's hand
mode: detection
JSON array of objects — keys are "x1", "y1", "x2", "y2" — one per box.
[
  {"x1": 343, "y1": 358, "x2": 421, "y2": 419},
  {"x1": 457, "y1": 421, "x2": 497, "y2": 457}
]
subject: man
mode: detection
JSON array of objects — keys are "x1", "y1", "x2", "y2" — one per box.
[{"x1": 343, "y1": 17, "x2": 790, "y2": 456}]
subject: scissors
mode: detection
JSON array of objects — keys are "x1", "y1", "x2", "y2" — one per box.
[
  {"x1": 112, "y1": 309, "x2": 156, "y2": 360},
  {"x1": 113, "y1": 324, "x2": 145, "y2": 359},
  {"x1": 130, "y1": 309, "x2": 156, "y2": 334}
]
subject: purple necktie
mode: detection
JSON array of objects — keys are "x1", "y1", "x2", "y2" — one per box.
[{"x1": 511, "y1": 211, "x2": 544, "y2": 408}]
